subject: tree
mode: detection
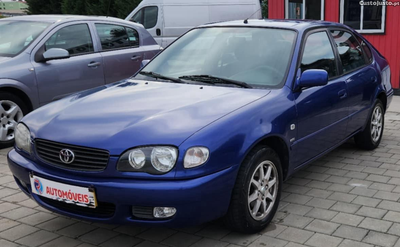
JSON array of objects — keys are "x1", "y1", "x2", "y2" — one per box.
[
  {"x1": 61, "y1": 0, "x2": 140, "y2": 19},
  {"x1": 26, "y1": 0, "x2": 62, "y2": 14},
  {"x1": 261, "y1": 0, "x2": 268, "y2": 18},
  {"x1": 114, "y1": 0, "x2": 142, "y2": 19}
]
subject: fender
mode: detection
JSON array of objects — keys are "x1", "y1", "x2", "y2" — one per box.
[
  {"x1": 0, "y1": 79, "x2": 39, "y2": 110},
  {"x1": 177, "y1": 88, "x2": 297, "y2": 180}
]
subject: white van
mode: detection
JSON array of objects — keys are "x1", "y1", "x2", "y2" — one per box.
[{"x1": 125, "y1": 0, "x2": 262, "y2": 47}]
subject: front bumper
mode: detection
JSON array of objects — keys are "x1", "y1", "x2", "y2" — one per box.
[{"x1": 8, "y1": 149, "x2": 237, "y2": 227}]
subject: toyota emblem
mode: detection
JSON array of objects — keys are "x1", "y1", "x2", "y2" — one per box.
[{"x1": 59, "y1": 149, "x2": 75, "y2": 164}]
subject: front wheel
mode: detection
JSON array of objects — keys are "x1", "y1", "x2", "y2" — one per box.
[
  {"x1": 224, "y1": 146, "x2": 282, "y2": 233},
  {"x1": 355, "y1": 99, "x2": 384, "y2": 150},
  {"x1": 0, "y1": 92, "x2": 27, "y2": 149}
]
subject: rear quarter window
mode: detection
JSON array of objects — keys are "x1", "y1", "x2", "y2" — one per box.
[
  {"x1": 330, "y1": 30, "x2": 367, "y2": 73},
  {"x1": 356, "y1": 36, "x2": 373, "y2": 63}
]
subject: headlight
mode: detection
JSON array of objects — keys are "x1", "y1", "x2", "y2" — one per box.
[
  {"x1": 15, "y1": 123, "x2": 31, "y2": 153},
  {"x1": 184, "y1": 147, "x2": 209, "y2": 168},
  {"x1": 128, "y1": 149, "x2": 146, "y2": 169},
  {"x1": 117, "y1": 146, "x2": 178, "y2": 174},
  {"x1": 151, "y1": 147, "x2": 177, "y2": 172}
]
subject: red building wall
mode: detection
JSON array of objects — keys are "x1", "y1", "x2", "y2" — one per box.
[{"x1": 268, "y1": 0, "x2": 400, "y2": 89}]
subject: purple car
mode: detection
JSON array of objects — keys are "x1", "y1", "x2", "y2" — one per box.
[{"x1": 0, "y1": 15, "x2": 161, "y2": 148}]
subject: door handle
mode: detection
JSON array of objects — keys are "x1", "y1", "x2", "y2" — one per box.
[
  {"x1": 156, "y1": 28, "x2": 161, "y2": 36},
  {"x1": 131, "y1": 55, "x2": 142, "y2": 61},
  {"x1": 88, "y1": 62, "x2": 101, "y2": 68},
  {"x1": 338, "y1": 89, "x2": 347, "y2": 99}
]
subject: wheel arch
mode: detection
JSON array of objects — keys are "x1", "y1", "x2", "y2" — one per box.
[
  {"x1": 377, "y1": 91, "x2": 387, "y2": 113},
  {"x1": 0, "y1": 86, "x2": 34, "y2": 112},
  {"x1": 243, "y1": 135, "x2": 291, "y2": 181}
]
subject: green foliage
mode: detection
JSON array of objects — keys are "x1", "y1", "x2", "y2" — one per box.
[
  {"x1": 25, "y1": 0, "x2": 141, "y2": 19},
  {"x1": 26, "y1": 0, "x2": 62, "y2": 15},
  {"x1": 114, "y1": 0, "x2": 142, "y2": 19},
  {"x1": 261, "y1": 0, "x2": 268, "y2": 18},
  {"x1": 60, "y1": 0, "x2": 141, "y2": 19}
]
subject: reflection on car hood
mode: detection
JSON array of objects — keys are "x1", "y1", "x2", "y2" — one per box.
[{"x1": 24, "y1": 80, "x2": 270, "y2": 155}]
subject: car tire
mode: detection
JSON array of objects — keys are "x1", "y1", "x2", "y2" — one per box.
[
  {"x1": 224, "y1": 145, "x2": 282, "y2": 233},
  {"x1": 355, "y1": 99, "x2": 384, "y2": 150},
  {"x1": 0, "y1": 92, "x2": 28, "y2": 149}
]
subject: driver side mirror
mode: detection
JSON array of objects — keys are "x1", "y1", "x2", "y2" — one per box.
[
  {"x1": 140, "y1": 59, "x2": 150, "y2": 68},
  {"x1": 42, "y1": 48, "x2": 70, "y2": 62},
  {"x1": 296, "y1": 69, "x2": 328, "y2": 90}
]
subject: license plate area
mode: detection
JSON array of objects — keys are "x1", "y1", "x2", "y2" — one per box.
[{"x1": 30, "y1": 174, "x2": 97, "y2": 208}]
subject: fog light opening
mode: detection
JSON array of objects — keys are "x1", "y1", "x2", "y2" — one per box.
[{"x1": 153, "y1": 207, "x2": 176, "y2": 218}]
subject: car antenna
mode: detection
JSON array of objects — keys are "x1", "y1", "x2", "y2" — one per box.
[
  {"x1": 106, "y1": 0, "x2": 112, "y2": 18},
  {"x1": 244, "y1": 7, "x2": 262, "y2": 24}
]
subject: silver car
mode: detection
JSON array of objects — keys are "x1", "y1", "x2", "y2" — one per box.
[{"x1": 0, "y1": 15, "x2": 161, "y2": 147}]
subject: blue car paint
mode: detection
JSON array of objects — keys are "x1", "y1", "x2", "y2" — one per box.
[{"x1": 8, "y1": 19, "x2": 393, "y2": 227}]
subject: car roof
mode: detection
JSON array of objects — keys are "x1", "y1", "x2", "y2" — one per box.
[
  {"x1": 3, "y1": 15, "x2": 142, "y2": 28},
  {"x1": 201, "y1": 19, "x2": 350, "y2": 32}
]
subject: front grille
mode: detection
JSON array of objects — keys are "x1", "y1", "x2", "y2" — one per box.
[
  {"x1": 41, "y1": 197, "x2": 115, "y2": 218},
  {"x1": 35, "y1": 139, "x2": 109, "y2": 171}
]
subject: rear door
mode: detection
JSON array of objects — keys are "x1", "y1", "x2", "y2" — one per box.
[
  {"x1": 329, "y1": 29, "x2": 377, "y2": 135},
  {"x1": 33, "y1": 22, "x2": 105, "y2": 105},
  {"x1": 94, "y1": 23, "x2": 144, "y2": 84},
  {"x1": 293, "y1": 30, "x2": 349, "y2": 167}
]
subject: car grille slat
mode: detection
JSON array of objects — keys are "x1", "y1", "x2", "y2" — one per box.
[
  {"x1": 38, "y1": 141, "x2": 109, "y2": 157},
  {"x1": 35, "y1": 139, "x2": 109, "y2": 171},
  {"x1": 36, "y1": 146, "x2": 109, "y2": 162},
  {"x1": 38, "y1": 154, "x2": 104, "y2": 170}
]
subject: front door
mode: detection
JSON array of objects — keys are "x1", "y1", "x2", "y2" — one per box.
[
  {"x1": 94, "y1": 23, "x2": 144, "y2": 84},
  {"x1": 292, "y1": 30, "x2": 348, "y2": 167},
  {"x1": 33, "y1": 23, "x2": 105, "y2": 105}
]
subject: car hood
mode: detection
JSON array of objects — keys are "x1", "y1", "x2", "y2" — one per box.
[
  {"x1": 24, "y1": 80, "x2": 270, "y2": 155},
  {"x1": 0, "y1": 56, "x2": 11, "y2": 63}
]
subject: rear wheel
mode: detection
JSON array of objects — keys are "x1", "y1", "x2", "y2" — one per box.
[
  {"x1": 224, "y1": 146, "x2": 282, "y2": 233},
  {"x1": 0, "y1": 92, "x2": 28, "y2": 149},
  {"x1": 355, "y1": 99, "x2": 384, "y2": 150}
]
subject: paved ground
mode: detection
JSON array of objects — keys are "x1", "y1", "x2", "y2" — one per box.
[{"x1": 0, "y1": 98, "x2": 399, "y2": 247}]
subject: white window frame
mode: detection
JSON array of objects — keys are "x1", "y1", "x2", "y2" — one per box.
[
  {"x1": 285, "y1": 0, "x2": 325, "y2": 20},
  {"x1": 340, "y1": 0, "x2": 386, "y2": 34}
]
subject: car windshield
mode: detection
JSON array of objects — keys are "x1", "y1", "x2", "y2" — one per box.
[
  {"x1": 135, "y1": 27, "x2": 297, "y2": 88},
  {"x1": 0, "y1": 21, "x2": 50, "y2": 57}
]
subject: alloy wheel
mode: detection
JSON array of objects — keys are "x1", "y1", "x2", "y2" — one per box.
[
  {"x1": 248, "y1": 160, "x2": 279, "y2": 221},
  {"x1": 0, "y1": 100, "x2": 24, "y2": 141},
  {"x1": 371, "y1": 105, "x2": 383, "y2": 143}
]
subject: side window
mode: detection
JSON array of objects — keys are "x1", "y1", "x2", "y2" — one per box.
[
  {"x1": 143, "y1": 6, "x2": 158, "y2": 29},
  {"x1": 131, "y1": 9, "x2": 143, "y2": 24},
  {"x1": 95, "y1": 24, "x2": 130, "y2": 50},
  {"x1": 45, "y1": 24, "x2": 94, "y2": 55},
  {"x1": 130, "y1": 6, "x2": 158, "y2": 29},
  {"x1": 301, "y1": 31, "x2": 338, "y2": 78},
  {"x1": 330, "y1": 30, "x2": 367, "y2": 73},
  {"x1": 356, "y1": 36, "x2": 373, "y2": 63},
  {"x1": 126, "y1": 28, "x2": 140, "y2": 47}
]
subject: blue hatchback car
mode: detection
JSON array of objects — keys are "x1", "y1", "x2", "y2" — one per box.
[{"x1": 8, "y1": 19, "x2": 393, "y2": 233}]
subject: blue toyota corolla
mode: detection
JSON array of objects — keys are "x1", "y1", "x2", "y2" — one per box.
[{"x1": 8, "y1": 19, "x2": 393, "y2": 233}]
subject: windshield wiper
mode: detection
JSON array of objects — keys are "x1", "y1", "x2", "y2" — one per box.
[
  {"x1": 179, "y1": 75, "x2": 252, "y2": 88},
  {"x1": 139, "y1": 71, "x2": 184, "y2": 84}
]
